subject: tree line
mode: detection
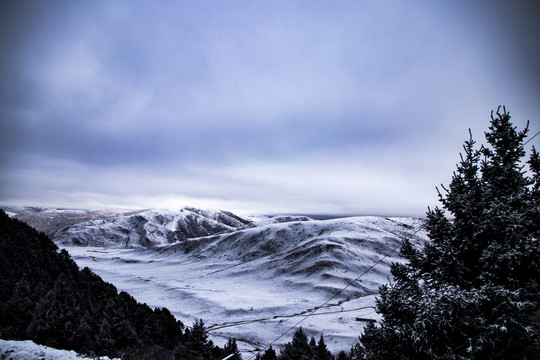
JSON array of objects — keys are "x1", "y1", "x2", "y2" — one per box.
[{"x1": 0, "y1": 209, "x2": 236, "y2": 359}]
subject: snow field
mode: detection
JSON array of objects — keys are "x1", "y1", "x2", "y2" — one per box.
[{"x1": 61, "y1": 215, "x2": 426, "y2": 356}]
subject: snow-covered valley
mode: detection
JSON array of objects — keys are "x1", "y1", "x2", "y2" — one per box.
[{"x1": 5, "y1": 207, "x2": 428, "y2": 357}]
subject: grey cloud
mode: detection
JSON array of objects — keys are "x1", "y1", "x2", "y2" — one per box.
[{"x1": 1, "y1": 0, "x2": 539, "y2": 215}]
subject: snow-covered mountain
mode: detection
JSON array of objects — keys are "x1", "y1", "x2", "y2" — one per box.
[
  {"x1": 52, "y1": 207, "x2": 251, "y2": 247},
  {"x1": 3, "y1": 206, "x2": 428, "y2": 356},
  {"x1": 5, "y1": 206, "x2": 251, "y2": 247},
  {"x1": 2, "y1": 206, "x2": 146, "y2": 234},
  {"x1": 163, "y1": 215, "x2": 426, "y2": 297}
]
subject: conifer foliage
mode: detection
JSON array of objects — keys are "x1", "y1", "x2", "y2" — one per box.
[
  {"x1": 223, "y1": 337, "x2": 243, "y2": 360},
  {"x1": 0, "y1": 210, "x2": 230, "y2": 359},
  {"x1": 274, "y1": 328, "x2": 334, "y2": 360},
  {"x1": 359, "y1": 107, "x2": 539, "y2": 359},
  {"x1": 255, "y1": 345, "x2": 278, "y2": 360}
]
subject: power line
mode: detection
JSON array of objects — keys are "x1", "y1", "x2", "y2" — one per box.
[
  {"x1": 248, "y1": 226, "x2": 424, "y2": 359},
  {"x1": 524, "y1": 129, "x2": 540, "y2": 146}
]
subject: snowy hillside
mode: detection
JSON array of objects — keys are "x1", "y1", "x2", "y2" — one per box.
[
  {"x1": 4, "y1": 206, "x2": 251, "y2": 248},
  {"x1": 163, "y1": 216, "x2": 426, "y2": 297},
  {"x1": 1, "y1": 205, "x2": 144, "y2": 234},
  {"x1": 4, "y1": 206, "x2": 427, "y2": 356},
  {"x1": 53, "y1": 207, "x2": 250, "y2": 247},
  {"x1": 0, "y1": 339, "x2": 118, "y2": 360}
]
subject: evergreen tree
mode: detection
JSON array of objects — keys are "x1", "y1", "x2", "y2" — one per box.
[
  {"x1": 279, "y1": 327, "x2": 313, "y2": 360},
  {"x1": 335, "y1": 350, "x2": 350, "y2": 360},
  {"x1": 309, "y1": 336, "x2": 317, "y2": 355},
  {"x1": 315, "y1": 335, "x2": 333, "y2": 360},
  {"x1": 349, "y1": 343, "x2": 363, "y2": 360},
  {"x1": 223, "y1": 338, "x2": 242, "y2": 360},
  {"x1": 359, "y1": 107, "x2": 540, "y2": 359},
  {"x1": 259, "y1": 345, "x2": 278, "y2": 360},
  {"x1": 185, "y1": 318, "x2": 212, "y2": 358}
]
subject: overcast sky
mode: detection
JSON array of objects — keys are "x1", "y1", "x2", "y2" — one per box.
[{"x1": 1, "y1": 0, "x2": 539, "y2": 216}]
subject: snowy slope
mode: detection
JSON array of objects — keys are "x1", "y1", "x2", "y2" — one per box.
[
  {"x1": 164, "y1": 216, "x2": 425, "y2": 296},
  {"x1": 49, "y1": 209, "x2": 427, "y2": 357},
  {"x1": 1, "y1": 206, "x2": 143, "y2": 234},
  {"x1": 2, "y1": 206, "x2": 251, "y2": 248},
  {"x1": 0, "y1": 339, "x2": 118, "y2": 360},
  {"x1": 50, "y1": 207, "x2": 251, "y2": 247}
]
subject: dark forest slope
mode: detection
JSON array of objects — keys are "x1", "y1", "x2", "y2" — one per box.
[{"x1": 0, "y1": 210, "x2": 225, "y2": 359}]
